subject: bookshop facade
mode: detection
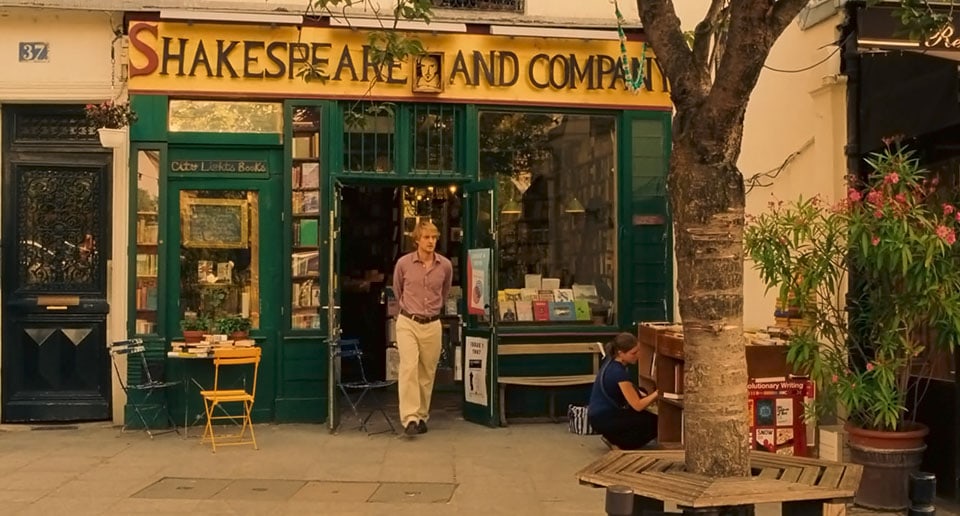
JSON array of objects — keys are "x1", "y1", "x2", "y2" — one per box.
[{"x1": 124, "y1": 18, "x2": 674, "y2": 427}]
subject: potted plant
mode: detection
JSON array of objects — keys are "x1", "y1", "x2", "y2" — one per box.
[
  {"x1": 180, "y1": 315, "x2": 210, "y2": 343},
  {"x1": 744, "y1": 143, "x2": 960, "y2": 510},
  {"x1": 215, "y1": 315, "x2": 252, "y2": 340},
  {"x1": 84, "y1": 100, "x2": 137, "y2": 148}
]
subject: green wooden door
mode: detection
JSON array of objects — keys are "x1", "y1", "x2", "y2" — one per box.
[
  {"x1": 165, "y1": 171, "x2": 283, "y2": 423},
  {"x1": 462, "y1": 180, "x2": 499, "y2": 426}
]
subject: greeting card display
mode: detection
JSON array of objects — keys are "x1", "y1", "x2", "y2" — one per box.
[{"x1": 747, "y1": 379, "x2": 814, "y2": 456}]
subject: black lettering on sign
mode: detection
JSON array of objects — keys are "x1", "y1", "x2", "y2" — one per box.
[
  {"x1": 548, "y1": 54, "x2": 568, "y2": 89},
  {"x1": 244, "y1": 40, "x2": 265, "y2": 78},
  {"x1": 216, "y1": 40, "x2": 240, "y2": 78},
  {"x1": 569, "y1": 55, "x2": 595, "y2": 90},
  {"x1": 498, "y1": 51, "x2": 519, "y2": 86},
  {"x1": 288, "y1": 43, "x2": 310, "y2": 80},
  {"x1": 265, "y1": 42, "x2": 287, "y2": 78},
  {"x1": 450, "y1": 50, "x2": 471, "y2": 85},
  {"x1": 334, "y1": 45, "x2": 358, "y2": 81},
  {"x1": 189, "y1": 40, "x2": 214, "y2": 77},
  {"x1": 528, "y1": 53, "x2": 550, "y2": 89},
  {"x1": 161, "y1": 37, "x2": 188, "y2": 76},
  {"x1": 473, "y1": 51, "x2": 495, "y2": 85}
]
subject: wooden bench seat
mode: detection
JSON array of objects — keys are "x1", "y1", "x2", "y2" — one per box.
[
  {"x1": 497, "y1": 342, "x2": 602, "y2": 426},
  {"x1": 577, "y1": 449, "x2": 863, "y2": 515}
]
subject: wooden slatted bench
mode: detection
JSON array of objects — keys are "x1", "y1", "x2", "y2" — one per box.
[
  {"x1": 497, "y1": 342, "x2": 603, "y2": 426},
  {"x1": 577, "y1": 449, "x2": 862, "y2": 515}
]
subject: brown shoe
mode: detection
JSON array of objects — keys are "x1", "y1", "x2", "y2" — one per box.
[{"x1": 417, "y1": 420, "x2": 428, "y2": 434}]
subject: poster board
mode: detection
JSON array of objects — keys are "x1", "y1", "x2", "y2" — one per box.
[
  {"x1": 748, "y1": 379, "x2": 814, "y2": 456},
  {"x1": 464, "y1": 335, "x2": 488, "y2": 406},
  {"x1": 467, "y1": 248, "x2": 491, "y2": 315}
]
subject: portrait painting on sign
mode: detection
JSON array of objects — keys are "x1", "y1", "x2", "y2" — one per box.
[{"x1": 413, "y1": 53, "x2": 443, "y2": 93}]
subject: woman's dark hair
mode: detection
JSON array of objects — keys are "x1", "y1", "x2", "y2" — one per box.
[{"x1": 604, "y1": 332, "x2": 638, "y2": 358}]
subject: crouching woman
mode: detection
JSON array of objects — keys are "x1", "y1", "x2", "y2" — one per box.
[{"x1": 588, "y1": 333, "x2": 659, "y2": 449}]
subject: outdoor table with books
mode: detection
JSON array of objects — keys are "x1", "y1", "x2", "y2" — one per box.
[{"x1": 167, "y1": 337, "x2": 257, "y2": 436}]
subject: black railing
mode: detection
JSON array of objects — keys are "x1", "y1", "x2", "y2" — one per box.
[{"x1": 433, "y1": 0, "x2": 524, "y2": 13}]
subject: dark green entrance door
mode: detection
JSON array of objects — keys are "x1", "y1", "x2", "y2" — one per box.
[
  {"x1": 462, "y1": 182, "x2": 499, "y2": 426},
  {"x1": 1, "y1": 106, "x2": 112, "y2": 422},
  {"x1": 166, "y1": 175, "x2": 282, "y2": 422}
]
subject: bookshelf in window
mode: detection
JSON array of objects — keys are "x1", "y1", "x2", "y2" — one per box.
[
  {"x1": 290, "y1": 106, "x2": 322, "y2": 330},
  {"x1": 134, "y1": 211, "x2": 159, "y2": 335}
]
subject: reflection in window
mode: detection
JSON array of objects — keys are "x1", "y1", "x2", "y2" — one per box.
[
  {"x1": 169, "y1": 100, "x2": 282, "y2": 133},
  {"x1": 179, "y1": 190, "x2": 261, "y2": 332},
  {"x1": 480, "y1": 111, "x2": 618, "y2": 325},
  {"x1": 134, "y1": 150, "x2": 161, "y2": 335},
  {"x1": 342, "y1": 101, "x2": 394, "y2": 172}
]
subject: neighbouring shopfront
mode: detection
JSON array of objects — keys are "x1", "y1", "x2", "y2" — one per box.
[
  {"x1": 0, "y1": 8, "x2": 125, "y2": 423},
  {"x1": 124, "y1": 17, "x2": 674, "y2": 428},
  {"x1": 849, "y1": 1, "x2": 960, "y2": 500}
]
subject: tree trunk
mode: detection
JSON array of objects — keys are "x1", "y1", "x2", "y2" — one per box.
[{"x1": 671, "y1": 110, "x2": 750, "y2": 477}]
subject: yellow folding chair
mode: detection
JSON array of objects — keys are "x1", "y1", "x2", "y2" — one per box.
[{"x1": 200, "y1": 346, "x2": 261, "y2": 452}]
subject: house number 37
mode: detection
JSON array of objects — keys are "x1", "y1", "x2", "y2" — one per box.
[{"x1": 18, "y1": 42, "x2": 49, "y2": 62}]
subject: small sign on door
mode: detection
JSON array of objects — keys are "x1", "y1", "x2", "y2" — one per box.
[{"x1": 19, "y1": 42, "x2": 49, "y2": 62}]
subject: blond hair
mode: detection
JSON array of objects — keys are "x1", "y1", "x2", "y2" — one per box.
[{"x1": 412, "y1": 220, "x2": 440, "y2": 241}]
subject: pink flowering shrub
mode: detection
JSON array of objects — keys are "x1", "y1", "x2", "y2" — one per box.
[
  {"x1": 744, "y1": 144, "x2": 960, "y2": 431},
  {"x1": 84, "y1": 101, "x2": 137, "y2": 129}
]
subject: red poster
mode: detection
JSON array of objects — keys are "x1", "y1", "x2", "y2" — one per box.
[{"x1": 748, "y1": 379, "x2": 813, "y2": 456}]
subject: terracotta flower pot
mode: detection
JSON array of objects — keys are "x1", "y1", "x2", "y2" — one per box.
[
  {"x1": 230, "y1": 331, "x2": 249, "y2": 340},
  {"x1": 182, "y1": 330, "x2": 204, "y2": 343},
  {"x1": 844, "y1": 421, "x2": 928, "y2": 449},
  {"x1": 845, "y1": 422, "x2": 929, "y2": 510}
]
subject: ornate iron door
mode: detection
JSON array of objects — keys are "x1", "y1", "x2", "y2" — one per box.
[{"x1": 2, "y1": 107, "x2": 112, "y2": 422}]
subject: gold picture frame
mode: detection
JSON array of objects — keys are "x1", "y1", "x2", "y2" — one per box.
[
  {"x1": 413, "y1": 52, "x2": 444, "y2": 94},
  {"x1": 182, "y1": 198, "x2": 249, "y2": 248}
]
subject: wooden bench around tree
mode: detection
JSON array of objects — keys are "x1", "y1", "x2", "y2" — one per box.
[
  {"x1": 497, "y1": 342, "x2": 603, "y2": 426},
  {"x1": 577, "y1": 449, "x2": 862, "y2": 515}
]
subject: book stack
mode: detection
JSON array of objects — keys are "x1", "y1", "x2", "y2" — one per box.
[
  {"x1": 168, "y1": 335, "x2": 256, "y2": 358},
  {"x1": 497, "y1": 279, "x2": 601, "y2": 323}
]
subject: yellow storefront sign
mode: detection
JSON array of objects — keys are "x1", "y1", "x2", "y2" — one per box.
[{"x1": 127, "y1": 21, "x2": 671, "y2": 109}]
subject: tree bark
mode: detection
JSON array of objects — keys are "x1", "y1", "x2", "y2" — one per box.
[{"x1": 636, "y1": 0, "x2": 809, "y2": 477}]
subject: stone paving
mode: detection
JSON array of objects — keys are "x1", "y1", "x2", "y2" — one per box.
[{"x1": 0, "y1": 403, "x2": 955, "y2": 515}]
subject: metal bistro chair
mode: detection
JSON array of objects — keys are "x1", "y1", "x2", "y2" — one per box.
[
  {"x1": 336, "y1": 339, "x2": 397, "y2": 434},
  {"x1": 108, "y1": 339, "x2": 181, "y2": 438}
]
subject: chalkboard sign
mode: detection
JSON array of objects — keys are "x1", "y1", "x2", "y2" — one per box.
[{"x1": 183, "y1": 199, "x2": 248, "y2": 248}]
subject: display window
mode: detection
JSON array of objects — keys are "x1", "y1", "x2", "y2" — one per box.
[{"x1": 479, "y1": 111, "x2": 618, "y2": 325}]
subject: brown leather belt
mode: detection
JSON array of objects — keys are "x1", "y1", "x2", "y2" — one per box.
[{"x1": 400, "y1": 310, "x2": 440, "y2": 324}]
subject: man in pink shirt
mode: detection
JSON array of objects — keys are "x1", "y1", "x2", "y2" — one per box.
[{"x1": 392, "y1": 221, "x2": 453, "y2": 436}]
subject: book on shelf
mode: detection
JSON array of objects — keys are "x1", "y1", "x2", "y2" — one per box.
[
  {"x1": 136, "y1": 254, "x2": 158, "y2": 276},
  {"x1": 136, "y1": 218, "x2": 159, "y2": 245},
  {"x1": 292, "y1": 133, "x2": 320, "y2": 159},
  {"x1": 294, "y1": 218, "x2": 319, "y2": 247},
  {"x1": 548, "y1": 301, "x2": 576, "y2": 321},
  {"x1": 524, "y1": 274, "x2": 542, "y2": 289},
  {"x1": 292, "y1": 313, "x2": 321, "y2": 329},
  {"x1": 532, "y1": 300, "x2": 550, "y2": 321},
  {"x1": 661, "y1": 392, "x2": 684, "y2": 400},
  {"x1": 515, "y1": 300, "x2": 534, "y2": 321},
  {"x1": 573, "y1": 300, "x2": 590, "y2": 321},
  {"x1": 572, "y1": 284, "x2": 600, "y2": 303},
  {"x1": 519, "y1": 288, "x2": 538, "y2": 301},
  {"x1": 553, "y1": 288, "x2": 574, "y2": 302},
  {"x1": 541, "y1": 277, "x2": 561, "y2": 290},
  {"x1": 300, "y1": 162, "x2": 320, "y2": 189},
  {"x1": 498, "y1": 300, "x2": 517, "y2": 322},
  {"x1": 291, "y1": 250, "x2": 320, "y2": 276}
]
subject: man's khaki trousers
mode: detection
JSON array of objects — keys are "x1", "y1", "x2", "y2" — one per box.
[{"x1": 396, "y1": 315, "x2": 442, "y2": 426}]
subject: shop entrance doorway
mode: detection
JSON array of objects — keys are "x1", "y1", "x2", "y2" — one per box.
[{"x1": 336, "y1": 182, "x2": 464, "y2": 416}]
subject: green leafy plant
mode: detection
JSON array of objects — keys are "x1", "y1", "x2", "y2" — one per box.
[
  {"x1": 744, "y1": 143, "x2": 960, "y2": 432},
  {"x1": 215, "y1": 315, "x2": 252, "y2": 334},
  {"x1": 180, "y1": 315, "x2": 210, "y2": 332},
  {"x1": 84, "y1": 101, "x2": 138, "y2": 129}
]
